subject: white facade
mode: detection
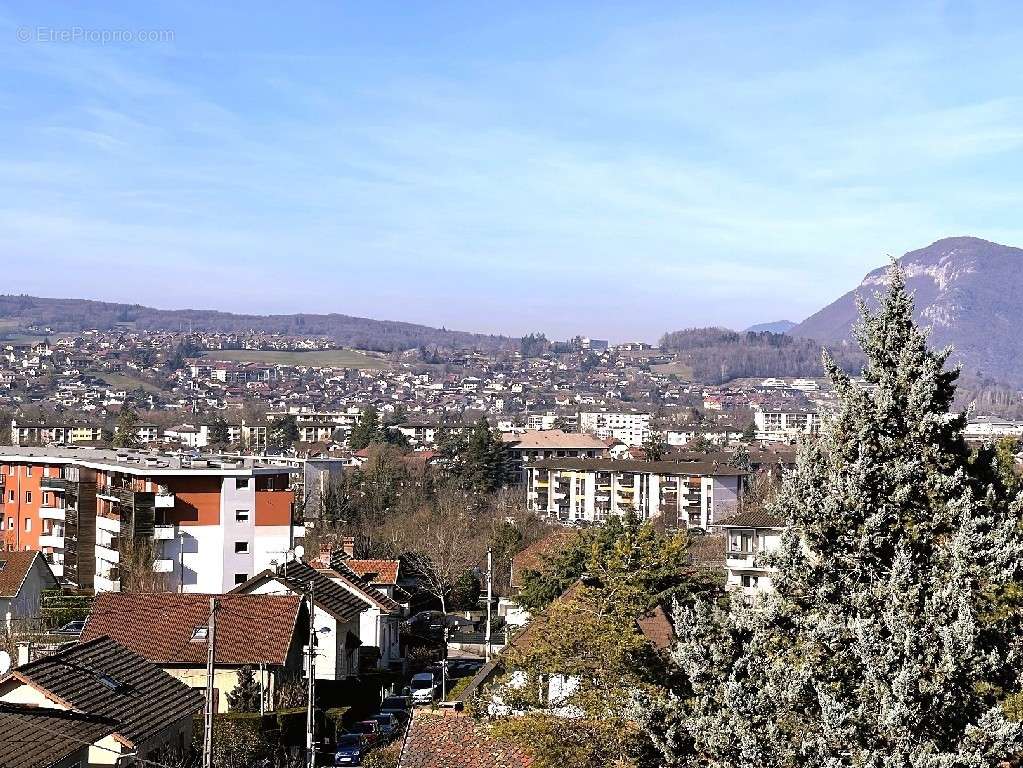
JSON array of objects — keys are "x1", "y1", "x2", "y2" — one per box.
[
  {"x1": 578, "y1": 411, "x2": 651, "y2": 446},
  {"x1": 754, "y1": 406, "x2": 820, "y2": 442},
  {"x1": 723, "y1": 517, "x2": 785, "y2": 595}
]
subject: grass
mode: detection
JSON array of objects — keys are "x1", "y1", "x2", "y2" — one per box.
[
  {"x1": 96, "y1": 372, "x2": 166, "y2": 395},
  {"x1": 651, "y1": 362, "x2": 694, "y2": 378},
  {"x1": 199, "y1": 348, "x2": 390, "y2": 369}
]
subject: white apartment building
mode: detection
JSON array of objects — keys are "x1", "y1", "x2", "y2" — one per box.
[
  {"x1": 578, "y1": 411, "x2": 651, "y2": 446},
  {"x1": 525, "y1": 458, "x2": 745, "y2": 529},
  {"x1": 963, "y1": 416, "x2": 1023, "y2": 441},
  {"x1": 721, "y1": 509, "x2": 786, "y2": 595},
  {"x1": 502, "y1": 431, "x2": 609, "y2": 485},
  {"x1": 753, "y1": 403, "x2": 820, "y2": 442}
]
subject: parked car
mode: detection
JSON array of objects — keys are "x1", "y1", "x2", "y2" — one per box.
[
  {"x1": 380, "y1": 708, "x2": 410, "y2": 729},
  {"x1": 371, "y1": 712, "x2": 399, "y2": 741},
  {"x1": 380, "y1": 694, "x2": 412, "y2": 712},
  {"x1": 334, "y1": 734, "x2": 366, "y2": 766},
  {"x1": 409, "y1": 672, "x2": 436, "y2": 705},
  {"x1": 348, "y1": 720, "x2": 381, "y2": 747},
  {"x1": 54, "y1": 620, "x2": 87, "y2": 635}
]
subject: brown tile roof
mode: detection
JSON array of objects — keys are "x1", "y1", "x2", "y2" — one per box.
[
  {"x1": 0, "y1": 703, "x2": 118, "y2": 768},
  {"x1": 510, "y1": 530, "x2": 578, "y2": 588},
  {"x1": 687, "y1": 534, "x2": 726, "y2": 567},
  {"x1": 325, "y1": 560, "x2": 402, "y2": 613},
  {"x1": 636, "y1": 604, "x2": 674, "y2": 651},
  {"x1": 525, "y1": 457, "x2": 747, "y2": 476},
  {"x1": 0, "y1": 551, "x2": 57, "y2": 598},
  {"x1": 718, "y1": 508, "x2": 786, "y2": 528},
  {"x1": 5, "y1": 635, "x2": 204, "y2": 748},
  {"x1": 344, "y1": 559, "x2": 400, "y2": 585},
  {"x1": 80, "y1": 593, "x2": 304, "y2": 666},
  {"x1": 398, "y1": 711, "x2": 534, "y2": 768},
  {"x1": 502, "y1": 430, "x2": 608, "y2": 451}
]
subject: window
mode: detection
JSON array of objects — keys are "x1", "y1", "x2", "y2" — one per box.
[
  {"x1": 7, "y1": 491, "x2": 12, "y2": 503},
  {"x1": 234, "y1": 573, "x2": 248, "y2": 585},
  {"x1": 24, "y1": 491, "x2": 32, "y2": 504},
  {"x1": 741, "y1": 574, "x2": 759, "y2": 588},
  {"x1": 236, "y1": 478, "x2": 250, "y2": 489},
  {"x1": 234, "y1": 541, "x2": 249, "y2": 553},
  {"x1": 6, "y1": 517, "x2": 11, "y2": 530},
  {"x1": 25, "y1": 466, "x2": 31, "y2": 477},
  {"x1": 43, "y1": 493, "x2": 50, "y2": 507},
  {"x1": 190, "y1": 626, "x2": 209, "y2": 642},
  {"x1": 235, "y1": 510, "x2": 250, "y2": 522},
  {"x1": 25, "y1": 518, "x2": 32, "y2": 532}
]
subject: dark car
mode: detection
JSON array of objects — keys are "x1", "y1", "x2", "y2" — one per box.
[
  {"x1": 334, "y1": 734, "x2": 365, "y2": 766},
  {"x1": 380, "y1": 695, "x2": 412, "y2": 712},
  {"x1": 348, "y1": 720, "x2": 381, "y2": 747},
  {"x1": 380, "y1": 709, "x2": 409, "y2": 730},
  {"x1": 370, "y1": 712, "x2": 399, "y2": 741}
]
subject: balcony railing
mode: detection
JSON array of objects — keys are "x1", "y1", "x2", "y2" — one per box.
[{"x1": 41, "y1": 477, "x2": 73, "y2": 493}]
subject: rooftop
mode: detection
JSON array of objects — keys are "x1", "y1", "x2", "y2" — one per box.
[
  {"x1": 525, "y1": 457, "x2": 747, "y2": 476},
  {"x1": 399, "y1": 710, "x2": 534, "y2": 768},
  {"x1": 502, "y1": 429, "x2": 608, "y2": 450}
]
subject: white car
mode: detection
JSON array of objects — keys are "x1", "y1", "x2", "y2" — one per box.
[{"x1": 409, "y1": 672, "x2": 436, "y2": 705}]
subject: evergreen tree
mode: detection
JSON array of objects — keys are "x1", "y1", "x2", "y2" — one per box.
[
  {"x1": 642, "y1": 432, "x2": 669, "y2": 461},
  {"x1": 225, "y1": 665, "x2": 263, "y2": 713},
  {"x1": 207, "y1": 416, "x2": 230, "y2": 448},
  {"x1": 349, "y1": 407, "x2": 381, "y2": 450},
  {"x1": 741, "y1": 422, "x2": 757, "y2": 442},
  {"x1": 113, "y1": 406, "x2": 140, "y2": 448},
  {"x1": 268, "y1": 414, "x2": 299, "y2": 452},
  {"x1": 647, "y1": 267, "x2": 1023, "y2": 767}
]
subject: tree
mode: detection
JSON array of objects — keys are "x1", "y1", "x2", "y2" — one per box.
[
  {"x1": 113, "y1": 406, "x2": 140, "y2": 448},
  {"x1": 642, "y1": 432, "x2": 668, "y2": 461},
  {"x1": 726, "y1": 443, "x2": 751, "y2": 473},
  {"x1": 438, "y1": 418, "x2": 510, "y2": 495},
  {"x1": 740, "y1": 422, "x2": 757, "y2": 442},
  {"x1": 520, "y1": 332, "x2": 549, "y2": 358},
  {"x1": 489, "y1": 517, "x2": 716, "y2": 768},
  {"x1": 647, "y1": 267, "x2": 1023, "y2": 767},
  {"x1": 349, "y1": 407, "x2": 382, "y2": 450},
  {"x1": 268, "y1": 414, "x2": 299, "y2": 452},
  {"x1": 225, "y1": 665, "x2": 263, "y2": 712},
  {"x1": 683, "y1": 433, "x2": 712, "y2": 454},
  {"x1": 207, "y1": 417, "x2": 231, "y2": 449}
]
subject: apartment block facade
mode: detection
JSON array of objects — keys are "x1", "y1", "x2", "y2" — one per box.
[
  {"x1": 525, "y1": 458, "x2": 744, "y2": 529},
  {"x1": 578, "y1": 411, "x2": 651, "y2": 446},
  {"x1": 721, "y1": 509, "x2": 786, "y2": 594},
  {"x1": 1, "y1": 448, "x2": 297, "y2": 595}
]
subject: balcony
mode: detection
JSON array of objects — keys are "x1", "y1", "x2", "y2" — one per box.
[
  {"x1": 94, "y1": 571, "x2": 120, "y2": 593},
  {"x1": 96, "y1": 541, "x2": 120, "y2": 563},
  {"x1": 152, "y1": 558, "x2": 175, "y2": 573},
  {"x1": 41, "y1": 477, "x2": 73, "y2": 493},
  {"x1": 153, "y1": 524, "x2": 177, "y2": 541},
  {"x1": 97, "y1": 515, "x2": 121, "y2": 534},
  {"x1": 39, "y1": 506, "x2": 66, "y2": 521},
  {"x1": 39, "y1": 533, "x2": 65, "y2": 549},
  {"x1": 155, "y1": 491, "x2": 176, "y2": 509},
  {"x1": 48, "y1": 562, "x2": 64, "y2": 578}
]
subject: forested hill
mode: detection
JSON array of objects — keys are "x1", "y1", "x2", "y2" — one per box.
[
  {"x1": 0, "y1": 295, "x2": 515, "y2": 352},
  {"x1": 658, "y1": 327, "x2": 863, "y2": 384}
]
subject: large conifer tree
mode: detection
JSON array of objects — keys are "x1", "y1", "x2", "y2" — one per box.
[{"x1": 649, "y1": 268, "x2": 1023, "y2": 767}]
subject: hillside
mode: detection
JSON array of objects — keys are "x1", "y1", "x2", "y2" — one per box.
[
  {"x1": 790, "y1": 237, "x2": 1023, "y2": 383},
  {"x1": 745, "y1": 320, "x2": 795, "y2": 333},
  {"x1": 0, "y1": 295, "x2": 514, "y2": 352},
  {"x1": 658, "y1": 327, "x2": 863, "y2": 384}
]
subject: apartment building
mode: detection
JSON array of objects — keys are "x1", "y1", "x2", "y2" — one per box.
[
  {"x1": 502, "y1": 430, "x2": 609, "y2": 485},
  {"x1": 753, "y1": 402, "x2": 821, "y2": 442},
  {"x1": 525, "y1": 458, "x2": 744, "y2": 529},
  {"x1": 0, "y1": 448, "x2": 297, "y2": 595},
  {"x1": 721, "y1": 509, "x2": 786, "y2": 594},
  {"x1": 578, "y1": 410, "x2": 651, "y2": 446}
]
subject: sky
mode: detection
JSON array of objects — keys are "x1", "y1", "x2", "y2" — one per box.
[{"x1": 2, "y1": 1, "x2": 1023, "y2": 342}]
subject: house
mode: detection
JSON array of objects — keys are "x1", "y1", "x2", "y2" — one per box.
[
  {"x1": 0, "y1": 635, "x2": 204, "y2": 766},
  {"x1": 720, "y1": 508, "x2": 786, "y2": 594},
  {"x1": 0, "y1": 703, "x2": 118, "y2": 768},
  {"x1": 501, "y1": 430, "x2": 609, "y2": 485},
  {"x1": 398, "y1": 710, "x2": 534, "y2": 768},
  {"x1": 230, "y1": 561, "x2": 370, "y2": 681},
  {"x1": 80, "y1": 592, "x2": 308, "y2": 713},
  {"x1": 0, "y1": 551, "x2": 59, "y2": 631},
  {"x1": 341, "y1": 558, "x2": 402, "y2": 601}
]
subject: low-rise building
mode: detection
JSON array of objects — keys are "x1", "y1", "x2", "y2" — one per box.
[
  {"x1": 721, "y1": 508, "x2": 786, "y2": 594},
  {"x1": 0, "y1": 551, "x2": 59, "y2": 632}
]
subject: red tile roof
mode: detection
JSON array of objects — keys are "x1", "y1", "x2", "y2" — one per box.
[
  {"x1": 0, "y1": 551, "x2": 56, "y2": 598},
  {"x1": 510, "y1": 530, "x2": 578, "y2": 588},
  {"x1": 636, "y1": 604, "x2": 674, "y2": 651},
  {"x1": 80, "y1": 593, "x2": 304, "y2": 666},
  {"x1": 399, "y1": 711, "x2": 534, "y2": 768},
  {"x1": 345, "y1": 559, "x2": 400, "y2": 585}
]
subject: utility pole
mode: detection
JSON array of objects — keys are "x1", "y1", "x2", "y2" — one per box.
[
  {"x1": 441, "y1": 626, "x2": 449, "y2": 701},
  {"x1": 202, "y1": 597, "x2": 218, "y2": 768},
  {"x1": 306, "y1": 583, "x2": 316, "y2": 768},
  {"x1": 484, "y1": 548, "x2": 493, "y2": 661}
]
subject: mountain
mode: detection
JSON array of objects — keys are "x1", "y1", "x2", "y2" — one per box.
[
  {"x1": 745, "y1": 320, "x2": 796, "y2": 334},
  {"x1": 790, "y1": 236, "x2": 1023, "y2": 383},
  {"x1": 0, "y1": 295, "x2": 514, "y2": 352}
]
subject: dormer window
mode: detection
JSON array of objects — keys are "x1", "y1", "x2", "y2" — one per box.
[{"x1": 190, "y1": 626, "x2": 209, "y2": 642}]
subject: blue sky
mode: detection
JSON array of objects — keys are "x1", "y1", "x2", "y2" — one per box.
[{"x1": 2, "y1": 1, "x2": 1023, "y2": 341}]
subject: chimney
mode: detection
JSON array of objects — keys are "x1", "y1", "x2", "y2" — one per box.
[{"x1": 342, "y1": 536, "x2": 356, "y2": 558}]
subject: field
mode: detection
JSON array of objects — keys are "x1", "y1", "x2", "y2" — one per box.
[
  {"x1": 200, "y1": 348, "x2": 390, "y2": 369},
  {"x1": 96, "y1": 372, "x2": 167, "y2": 395},
  {"x1": 651, "y1": 361, "x2": 694, "y2": 378}
]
